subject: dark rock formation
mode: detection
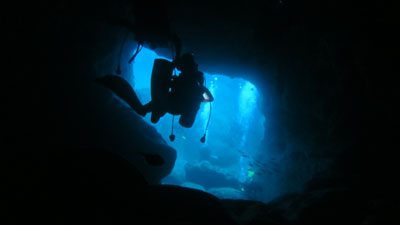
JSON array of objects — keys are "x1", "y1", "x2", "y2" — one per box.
[
  {"x1": 3, "y1": 0, "x2": 398, "y2": 224},
  {"x1": 185, "y1": 160, "x2": 242, "y2": 190},
  {"x1": 3, "y1": 147, "x2": 238, "y2": 225},
  {"x1": 222, "y1": 186, "x2": 398, "y2": 225}
]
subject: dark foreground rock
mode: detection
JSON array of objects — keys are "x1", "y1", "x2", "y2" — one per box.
[
  {"x1": 3, "y1": 147, "x2": 238, "y2": 225},
  {"x1": 3, "y1": 1, "x2": 397, "y2": 224},
  {"x1": 3, "y1": 147, "x2": 397, "y2": 225},
  {"x1": 221, "y1": 188, "x2": 398, "y2": 225}
]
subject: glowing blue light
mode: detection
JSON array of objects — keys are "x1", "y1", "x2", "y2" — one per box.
[
  {"x1": 132, "y1": 48, "x2": 169, "y2": 90},
  {"x1": 239, "y1": 81, "x2": 258, "y2": 123},
  {"x1": 132, "y1": 48, "x2": 265, "y2": 201}
]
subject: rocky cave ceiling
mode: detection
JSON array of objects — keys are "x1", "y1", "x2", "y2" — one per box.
[{"x1": 133, "y1": 0, "x2": 391, "y2": 82}]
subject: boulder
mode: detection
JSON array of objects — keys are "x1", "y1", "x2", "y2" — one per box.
[
  {"x1": 181, "y1": 182, "x2": 207, "y2": 192},
  {"x1": 185, "y1": 160, "x2": 242, "y2": 189},
  {"x1": 208, "y1": 187, "x2": 248, "y2": 200}
]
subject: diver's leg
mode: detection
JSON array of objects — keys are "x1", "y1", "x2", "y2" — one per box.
[
  {"x1": 151, "y1": 111, "x2": 166, "y2": 123},
  {"x1": 96, "y1": 75, "x2": 147, "y2": 116},
  {"x1": 144, "y1": 101, "x2": 166, "y2": 122},
  {"x1": 142, "y1": 101, "x2": 153, "y2": 112}
]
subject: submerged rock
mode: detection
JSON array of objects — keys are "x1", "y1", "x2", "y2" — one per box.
[
  {"x1": 185, "y1": 160, "x2": 242, "y2": 189},
  {"x1": 221, "y1": 188, "x2": 397, "y2": 225},
  {"x1": 144, "y1": 185, "x2": 239, "y2": 225},
  {"x1": 221, "y1": 199, "x2": 286, "y2": 225},
  {"x1": 181, "y1": 182, "x2": 207, "y2": 192},
  {"x1": 4, "y1": 147, "x2": 239, "y2": 225},
  {"x1": 209, "y1": 187, "x2": 248, "y2": 200},
  {"x1": 86, "y1": 83, "x2": 177, "y2": 185}
]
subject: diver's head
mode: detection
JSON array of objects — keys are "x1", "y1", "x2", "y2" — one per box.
[{"x1": 176, "y1": 53, "x2": 197, "y2": 72}]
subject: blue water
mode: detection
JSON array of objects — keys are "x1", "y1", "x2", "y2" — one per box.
[{"x1": 132, "y1": 48, "x2": 265, "y2": 200}]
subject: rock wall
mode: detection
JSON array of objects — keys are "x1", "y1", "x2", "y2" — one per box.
[
  {"x1": 250, "y1": 0, "x2": 398, "y2": 200},
  {"x1": 4, "y1": 0, "x2": 397, "y2": 209},
  {"x1": 4, "y1": 0, "x2": 177, "y2": 184},
  {"x1": 158, "y1": 0, "x2": 398, "y2": 201},
  {"x1": 3, "y1": 1, "x2": 398, "y2": 224}
]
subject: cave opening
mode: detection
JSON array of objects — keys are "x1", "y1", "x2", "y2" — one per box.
[{"x1": 132, "y1": 48, "x2": 266, "y2": 200}]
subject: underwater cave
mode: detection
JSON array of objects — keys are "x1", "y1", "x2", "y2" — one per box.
[
  {"x1": 4, "y1": 1, "x2": 397, "y2": 225},
  {"x1": 132, "y1": 48, "x2": 266, "y2": 200}
]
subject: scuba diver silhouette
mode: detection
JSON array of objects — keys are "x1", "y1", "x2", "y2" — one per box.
[
  {"x1": 141, "y1": 52, "x2": 214, "y2": 142},
  {"x1": 98, "y1": 1, "x2": 213, "y2": 142},
  {"x1": 95, "y1": 53, "x2": 213, "y2": 142},
  {"x1": 142, "y1": 53, "x2": 213, "y2": 125}
]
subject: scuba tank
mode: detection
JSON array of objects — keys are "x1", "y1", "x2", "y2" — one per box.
[
  {"x1": 150, "y1": 58, "x2": 213, "y2": 128},
  {"x1": 149, "y1": 59, "x2": 174, "y2": 123}
]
